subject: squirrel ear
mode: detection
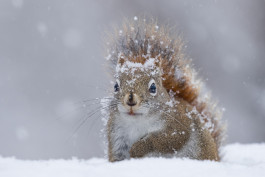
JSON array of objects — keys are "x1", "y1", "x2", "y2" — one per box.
[
  {"x1": 118, "y1": 54, "x2": 125, "y2": 65},
  {"x1": 153, "y1": 57, "x2": 161, "y2": 68}
]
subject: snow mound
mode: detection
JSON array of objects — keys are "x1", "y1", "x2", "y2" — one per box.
[{"x1": 1, "y1": 143, "x2": 265, "y2": 177}]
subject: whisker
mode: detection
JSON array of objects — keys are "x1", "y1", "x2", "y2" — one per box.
[
  {"x1": 55, "y1": 99, "x2": 118, "y2": 122},
  {"x1": 49, "y1": 103, "x2": 85, "y2": 123},
  {"x1": 85, "y1": 104, "x2": 116, "y2": 139},
  {"x1": 81, "y1": 99, "x2": 119, "y2": 108},
  {"x1": 66, "y1": 103, "x2": 119, "y2": 142},
  {"x1": 81, "y1": 97, "x2": 118, "y2": 103},
  {"x1": 69, "y1": 97, "x2": 118, "y2": 110},
  {"x1": 82, "y1": 97, "x2": 112, "y2": 103}
]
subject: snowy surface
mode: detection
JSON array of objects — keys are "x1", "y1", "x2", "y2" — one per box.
[{"x1": 1, "y1": 143, "x2": 265, "y2": 177}]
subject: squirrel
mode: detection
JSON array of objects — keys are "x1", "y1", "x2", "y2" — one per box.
[{"x1": 104, "y1": 17, "x2": 225, "y2": 162}]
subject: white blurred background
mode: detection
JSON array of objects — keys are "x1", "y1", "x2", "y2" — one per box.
[{"x1": 0, "y1": 0, "x2": 264, "y2": 159}]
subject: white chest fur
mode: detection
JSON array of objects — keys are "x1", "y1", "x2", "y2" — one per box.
[{"x1": 110, "y1": 113, "x2": 164, "y2": 159}]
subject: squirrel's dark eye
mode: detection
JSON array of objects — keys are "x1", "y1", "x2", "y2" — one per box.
[
  {"x1": 148, "y1": 79, "x2": 157, "y2": 96},
  {"x1": 114, "y1": 82, "x2": 119, "y2": 92},
  {"x1": 149, "y1": 83, "x2": 156, "y2": 94}
]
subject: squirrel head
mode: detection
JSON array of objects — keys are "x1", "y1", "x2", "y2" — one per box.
[
  {"x1": 106, "y1": 17, "x2": 202, "y2": 116},
  {"x1": 113, "y1": 56, "x2": 170, "y2": 116}
]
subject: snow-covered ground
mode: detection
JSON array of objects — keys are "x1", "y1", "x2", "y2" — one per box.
[{"x1": 0, "y1": 143, "x2": 265, "y2": 177}]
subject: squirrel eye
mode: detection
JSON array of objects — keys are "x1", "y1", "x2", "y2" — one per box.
[
  {"x1": 149, "y1": 83, "x2": 156, "y2": 93},
  {"x1": 114, "y1": 80, "x2": 120, "y2": 92},
  {"x1": 148, "y1": 79, "x2": 157, "y2": 96}
]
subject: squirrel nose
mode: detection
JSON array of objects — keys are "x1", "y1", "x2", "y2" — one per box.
[{"x1": 126, "y1": 92, "x2": 137, "y2": 107}]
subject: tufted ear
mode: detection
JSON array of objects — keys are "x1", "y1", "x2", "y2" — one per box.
[
  {"x1": 154, "y1": 57, "x2": 161, "y2": 68},
  {"x1": 118, "y1": 54, "x2": 125, "y2": 65}
]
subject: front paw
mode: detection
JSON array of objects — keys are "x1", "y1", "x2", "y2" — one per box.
[
  {"x1": 109, "y1": 153, "x2": 127, "y2": 162},
  {"x1": 129, "y1": 139, "x2": 152, "y2": 158}
]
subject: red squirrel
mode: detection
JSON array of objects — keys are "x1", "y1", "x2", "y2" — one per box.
[{"x1": 104, "y1": 17, "x2": 225, "y2": 162}]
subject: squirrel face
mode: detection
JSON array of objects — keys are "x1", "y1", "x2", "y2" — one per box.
[{"x1": 113, "y1": 58, "x2": 170, "y2": 117}]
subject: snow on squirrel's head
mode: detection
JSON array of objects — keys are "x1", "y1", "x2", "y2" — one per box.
[{"x1": 113, "y1": 55, "x2": 170, "y2": 116}]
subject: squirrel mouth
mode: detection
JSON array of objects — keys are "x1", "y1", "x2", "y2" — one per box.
[
  {"x1": 129, "y1": 108, "x2": 134, "y2": 115},
  {"x1": 127, "y1": 108, "x2": 142, "y2": 116},
  {"x1": 127, "y1": 112, "x2": 143, "y2": 116}
]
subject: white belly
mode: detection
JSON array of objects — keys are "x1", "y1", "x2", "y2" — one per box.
[{"x1": 111, "y1": 113, "x2": 164, "y2": 159}]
